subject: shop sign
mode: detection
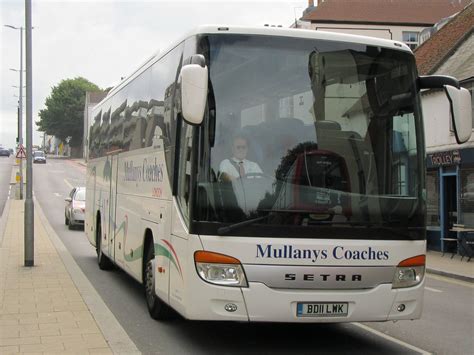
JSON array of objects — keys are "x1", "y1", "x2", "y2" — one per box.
[{"x1": 428, "y1": 150, "x2": 461, "y2": 167}]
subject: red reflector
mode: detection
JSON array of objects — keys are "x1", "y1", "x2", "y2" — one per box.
[
  {"x1": 398, "y1": 255, "x2": 425, "y2": 267},
  {"x1": 194, "y1": 251, "x2": 240, "y2": 264}
]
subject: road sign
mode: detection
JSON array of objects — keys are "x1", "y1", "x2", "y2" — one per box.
[{"x1": 16, "y1": 145, "x2": 26, "y2": 159}]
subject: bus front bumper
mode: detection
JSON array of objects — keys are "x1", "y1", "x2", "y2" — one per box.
[{"x1": 240, "y1": 280, "x2": 424, "y2": 322}]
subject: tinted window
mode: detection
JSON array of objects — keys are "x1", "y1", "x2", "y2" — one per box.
[
  {"x1": 194, "y1": 34, "x2": 424, "y2": 239},
  {"x1": 89, "y1": 110, "x2": 102, "y2": 159},
  {"x1": 150, "y1": 43, "x2": 184, "y2": 183},
  {"x1": 88, "y1": 43, "x2": 183, "y2": 160},
  {"x1": 123, "y1": 69, "x2": 151, "y2": 152}
]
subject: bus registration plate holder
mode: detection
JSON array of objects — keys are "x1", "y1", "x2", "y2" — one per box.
[{"x1": 297, "y1": 302, "x2": 348, "y2": 317}]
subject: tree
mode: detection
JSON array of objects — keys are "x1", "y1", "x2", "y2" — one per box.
[{"x1": 37, "y1": 77, "x2": 102, "y2": 149}]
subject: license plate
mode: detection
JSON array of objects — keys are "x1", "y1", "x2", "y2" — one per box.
[{"x1": 297, "y1": 302, "x2": 348, "y2": 317}]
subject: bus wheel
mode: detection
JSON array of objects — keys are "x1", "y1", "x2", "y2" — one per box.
[
  {"x1": 97, "y1": 220, "x2": 113, "y2": 270},
  {"x1": 144, "y1": 243, "x2": 172, "y2": 320}
]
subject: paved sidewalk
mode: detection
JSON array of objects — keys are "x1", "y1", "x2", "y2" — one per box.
[
  {"x1": 426, "y1": 250, "x2": 474, "y2": 282},
  {"x1": 0, "y1": 200, "x2": 139, "y2": 354}
]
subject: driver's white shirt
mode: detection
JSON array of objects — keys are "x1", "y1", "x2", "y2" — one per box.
[{"x1": 219, "y1": 158, "x2": 262, "y2": 179}]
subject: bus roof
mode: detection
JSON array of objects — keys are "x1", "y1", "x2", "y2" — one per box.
[
  {"x1": 99, "y1": 25, "x2": 411, "y2": 107},
  {"x1": 187, "y1": 25, "x2": 411, "y2": 52}
]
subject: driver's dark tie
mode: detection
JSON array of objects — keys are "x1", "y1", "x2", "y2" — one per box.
[{"x1": 239, "y1": 161, "x2": 245, "y2": 177}]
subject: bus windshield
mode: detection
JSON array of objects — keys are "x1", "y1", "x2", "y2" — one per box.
[{"x1": 194, "y1": 34, "x2": 425, "y2": 239}]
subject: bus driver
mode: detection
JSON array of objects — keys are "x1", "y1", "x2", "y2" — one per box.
[{"x1": 219, "y1": 135, "x2": 263, "y2": 182}]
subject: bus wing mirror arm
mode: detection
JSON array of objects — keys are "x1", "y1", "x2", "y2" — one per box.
[
  {"x1": 418, "y1": 75, "x2": 460, "y2": 90},
  {"x1": 418, "y1": 75, "x2": 472, "y2": 144},
  {"x1": 180, "y1": 55, "x2": 208, "y2": 126}
]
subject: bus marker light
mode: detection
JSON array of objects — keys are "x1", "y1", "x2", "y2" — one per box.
[
  {"x1": 194, "y1": 251, "x2": 240, "y2": 264},
  {"x1": 397, "y1": 255, "x2": 425, "y2": 267}
]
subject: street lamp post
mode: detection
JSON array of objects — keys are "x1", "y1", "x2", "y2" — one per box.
[
  {"x1": 25, "y1": 0, "x2": 34, "y2": 267},
  {"x1": 5, "y1": 25, "x2": 24, "y2": 200},
  {"x1": 293, "y1": 7, "x2": 303, "y2": 29}
]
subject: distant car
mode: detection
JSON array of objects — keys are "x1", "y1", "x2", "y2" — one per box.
[
  {"x1": 33, "y1": 150, "x2": 46, "y2": 163},
  {"x1": 65, "y1": 187, "x2": 85, "y2": 230},
  {"x1": 8, "y1": 148, "x2": 14, "y2": 155},
  {"x1": 0, "y1": 148, "x2": 10, "y2": 157}
]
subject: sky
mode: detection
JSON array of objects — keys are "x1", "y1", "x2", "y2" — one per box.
[{"x1": 0, "y1": 0, "x2": 308, "y2": 149}]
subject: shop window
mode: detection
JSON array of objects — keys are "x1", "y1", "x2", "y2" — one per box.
[
  {"x1": 460, "y1": 168, "x2": 474, "y2": 227},
  {"x1": 426, "y1": 170, "x2": 440, "y2": 227}
]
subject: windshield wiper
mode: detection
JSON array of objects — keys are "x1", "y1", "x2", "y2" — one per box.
[
  {"x1": 309, "y1": 220, "x2": 389, "y2": 225},
  {"x1": 216, "y1": 210, "x2": 408, "y2": 237},
  {"x1": 217, "y1": 213, "x2": 274, "y2": 235},
  {"x1": 217, "y1": 209, "x2": 342, "y2": 235},
  {"x1": 309, "y1": 220, "x2": 419, "y2": 239},
  {"x1": 217, "y1": 208, "x2": 363, "y2": 235}
]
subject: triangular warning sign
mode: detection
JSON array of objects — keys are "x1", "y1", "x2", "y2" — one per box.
[{"x1": 16, "y1": 145, "x2": 27, "y2": 159}]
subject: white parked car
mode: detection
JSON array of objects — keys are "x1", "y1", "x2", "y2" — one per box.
[
  {"x1": 33, "y1": 150, "x2": 46, "y2": 163},
  {"x1": 65, "y1": 187, "x2": 85, "y2": 230}
]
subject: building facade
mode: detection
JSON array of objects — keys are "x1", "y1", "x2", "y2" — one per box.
[
  {"x1": 300, "y1": 0, "x2": 469, "y2": 50},
  {"x1": 414, "y1": 3, "x2": 474, "y2": 252}
]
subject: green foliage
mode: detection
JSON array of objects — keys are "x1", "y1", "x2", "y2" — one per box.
[{"x1": 37, "y1": 77, "x2": 102, "y2": 147}]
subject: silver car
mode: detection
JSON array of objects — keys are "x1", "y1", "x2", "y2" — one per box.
[
  {"x1": 33, "y1": 150, "x2": 46, "y2": 163},
  {"x1": 65, "y1": 187, "x2": 85, "y2": 229}
]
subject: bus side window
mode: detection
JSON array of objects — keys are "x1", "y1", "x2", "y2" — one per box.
[
  {"x1": 176, "y1": 121, "x2": 193, "y2": 224},
  {"x1": 150, "y1": 42, "x2": 184, "y2": 185},
  {"x1": 145, "y1": 99, "x2": 165, "y2": 147},
  {"x1": 99, "y1": 108, "x2": 111, "y2": 156}
]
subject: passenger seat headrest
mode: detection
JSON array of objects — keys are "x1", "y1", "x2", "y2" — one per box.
[{"x1": 315, "y1": 120, "x2": 341, "y2": 131}]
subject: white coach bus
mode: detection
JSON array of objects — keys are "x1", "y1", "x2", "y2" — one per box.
[{"x1": 86, "y1": 26, "x2": 471, "y2": 322}]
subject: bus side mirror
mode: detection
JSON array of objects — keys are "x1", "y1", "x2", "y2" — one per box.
[
  {"x1": 419, "y1": 75, "x2": 472, "y2": 144},
  {"x1": 180, "y1": 62, "x2": 208, "y2": 126},
  {"x1": 444, "y1": 86, "x2": 472, "y2": 144}
]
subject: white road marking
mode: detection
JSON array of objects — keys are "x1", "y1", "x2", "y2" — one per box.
[
  {"x1": 353, "y1": 323, "x2": 431, "y2": 354},
  {"x1": 426, "y1": 274, "x2": 474, "y2": 288},
  {"x1": 64, "y1": 178, "x2": 73, "y2": 189},
  {"x1": 425, "y1": 286, "x2": 442, "y2": 293},
  {"x1": 54, "y1": 192, "x2": 61, "y2": 197}
]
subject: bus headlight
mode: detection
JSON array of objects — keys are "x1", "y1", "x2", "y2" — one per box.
[
  {"x1": 194, "y1": 251, "x2": 248, "y2": 287},
  {"x1": 392, "y1": 255, "x2": 425, "y2": 289}
]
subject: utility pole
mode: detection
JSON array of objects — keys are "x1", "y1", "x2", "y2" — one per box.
[
  {"x1": 293, "y1": 7, "x2": 303, "y2": 29},
  {"x1": 24, "y1": 0, "x2": 34, "y2": 267}
]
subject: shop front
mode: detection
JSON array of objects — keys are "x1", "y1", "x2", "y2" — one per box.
[{"x1": 426, "y1": 147, "x2": 474, "y2": 254}]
